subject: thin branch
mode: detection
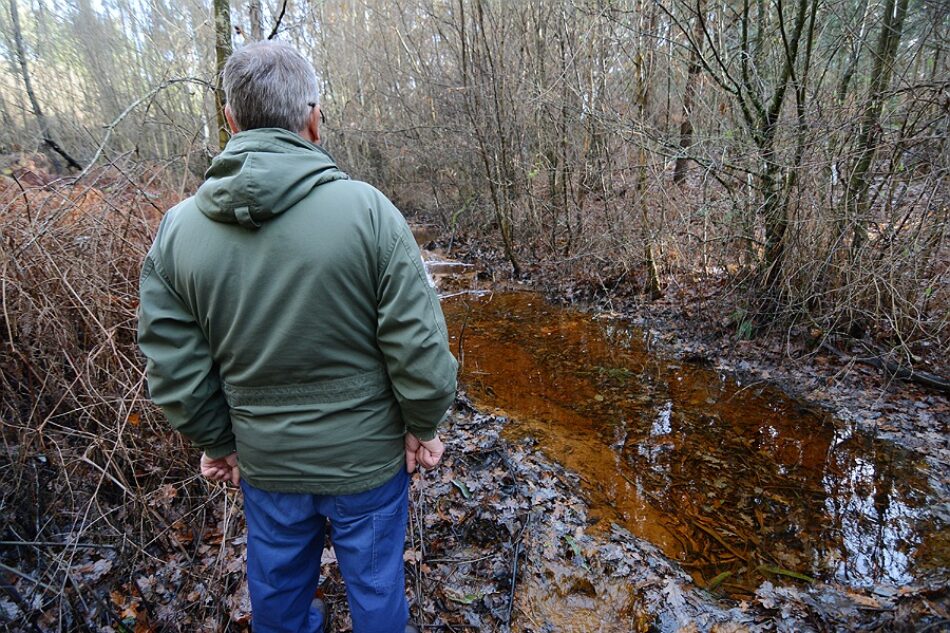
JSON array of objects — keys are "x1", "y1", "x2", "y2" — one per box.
[
  {"x1": 76, "y1": 78, "x2": 211, "y2": 182},
  {"x1": 0, "y1": 541, "x2": 118, "y2": 550},
  {"x1": 0, "y1": 562, "x2": 58, "y2": 593},
  {"x1": 267, "y1": 0, "x2": 289, "y2": 40},
  {"x1": 7, "y1": 0, "x2": 81, "y2": 170}
]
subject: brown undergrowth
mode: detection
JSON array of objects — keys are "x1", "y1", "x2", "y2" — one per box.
[
  {"x1": 0, "y1": 167, "x2": 241, "y2": 631},
  {"x1": 401, "y1": 166, "x2": 949, "y2": 382},
  {"x1": 1, "y1": 162, "x2": 945, "y2": 632}
]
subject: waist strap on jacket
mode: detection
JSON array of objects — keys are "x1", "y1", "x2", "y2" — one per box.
[{"x1": 223, "y1": 368, "x2": 389, "y2": 407}]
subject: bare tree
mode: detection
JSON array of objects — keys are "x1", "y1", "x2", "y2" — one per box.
[
  {"x1": 249, "y1": 0, "x2": 263, "y2": 41},
  {"x1": 213, "y1": 0, "x2": 232, "y2": 150},
  {"x1": 7, "y1": 0, "x2": 81, "y2": 170},
  {"x1": 844, "y1": 0, "x2": 911, "y2": 253},
  {"x1": 0, "y1": 0, "x2": 943, "y2": 356},
  {"x1": 672, "y1": 0, "x2": 706, "y2": 185},
  {"x1": 632, "y1": 0, "x2": 663, "y2": 298}
]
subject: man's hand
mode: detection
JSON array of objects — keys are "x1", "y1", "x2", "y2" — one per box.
[
  {"x1": 200, "y1": 452, "x2": 240, "y2": 486},
  {"x1": 405, "y1": 433, "x2": 445, "y2": 473}
]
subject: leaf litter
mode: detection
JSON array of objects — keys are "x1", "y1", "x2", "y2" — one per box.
[
  {"x1": 3, "y1": 403, "x2": 945, "y2": 633},
  {"x1": 1, "y1": 222, "x2": 945, "y2": 631},
  {"x1": 397, "y1": 398, "x2": 946, "y2": 631}
]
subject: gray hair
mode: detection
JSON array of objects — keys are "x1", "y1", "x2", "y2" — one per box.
[{"x1": 222, "y1": 41, "x2": 319, "y2": 132}]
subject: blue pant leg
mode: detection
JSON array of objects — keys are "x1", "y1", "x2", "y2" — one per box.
[
  {"x1": 241, "y1": 481, "x2": 327, "y2": 633},
  {"x1": 322, "y1": 469, "x2": 410, "y2": 633}
]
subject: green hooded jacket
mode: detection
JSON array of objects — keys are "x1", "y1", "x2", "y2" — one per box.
[{"x1": 137, "y1": 129, "x2": 458, "y2": 495}]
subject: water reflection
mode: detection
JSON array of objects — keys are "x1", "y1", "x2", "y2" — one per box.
[{"x1": 443, "y1": 291, "x2": 944, "y2": 596}]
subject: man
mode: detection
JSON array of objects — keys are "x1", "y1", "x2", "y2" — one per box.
[{"x1": 137, "y1": 41, "x2": 458, "y2": 633}]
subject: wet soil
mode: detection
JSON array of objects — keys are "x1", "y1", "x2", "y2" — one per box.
[
  {"x1": 441, "y1": 291, "x2": 948, "y2": 598},
  {"x1": 158, "y1": 232, "x2": 946, "y2": 633},
  {"x1": 411, "y1": 225, "x2": 949, "y2": 630}
]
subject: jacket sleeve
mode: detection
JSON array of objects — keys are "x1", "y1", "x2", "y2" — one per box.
[
  {"x1": 376, "y1": 210, "x2": 458, "y2": 441},
  {"x1": 137, "y1": 252, "x2": 235, "y2": 458}
]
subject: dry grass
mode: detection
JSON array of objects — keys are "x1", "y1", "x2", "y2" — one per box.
[
  {"x1": 0, "y1": 164, "x2": 244, "y2": 632},
  {"x1": 392, "y1": 160, "x2": 948, "y2": 372}
]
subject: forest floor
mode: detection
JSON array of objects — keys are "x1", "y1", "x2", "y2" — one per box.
[
  {"x1": 2, "y1": 205, "x2": 947, "y2": 633},
  {"x1": 90, "y1": 395, "x2": 949, "y2": 633},
  {"x1": 396, "y1": 222, "x2": 950, "y2": 632}
]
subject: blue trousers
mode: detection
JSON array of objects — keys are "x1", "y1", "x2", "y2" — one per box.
[{"x1": 241, "y1": 468, "x2": 410, "y2": 633}]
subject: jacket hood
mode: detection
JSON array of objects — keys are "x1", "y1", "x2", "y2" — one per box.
[{"x1": 195, "y1": 128, "x2": 349, "y2": 229}]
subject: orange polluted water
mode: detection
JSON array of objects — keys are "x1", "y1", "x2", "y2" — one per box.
[{"x1": 443, "y1": 291, "x2": 946, "y2": 596}]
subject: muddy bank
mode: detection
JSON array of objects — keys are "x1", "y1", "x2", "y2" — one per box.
[
  {"x1": 106, "y1": 396, "x2": 947, "y2": 633},
  {"x1": 389, "y1": 401, "x2": 946, "y2": 632},
  {"x1": 442, "y1": 292, "x2": 947, "y2": 594},
  {"x1": 556, "y1": 278, "x2": 950, "y2": 474},
  {"x1": 404, "y1": 401, "x2": 758, "y2": 632},
  {"x1": 413, "y1": 227, "x2": 949, "y2": 631}
]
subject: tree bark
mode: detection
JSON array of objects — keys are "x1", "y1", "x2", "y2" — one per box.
[
  {"x1": 8, "y1": 0, "x2": 81, "y2": 171},
  {"x1": 845, "y1": 0, "x2": 911, "y2": 253},
  {"x1": 673, "y1": 0, "x2": 707, "y2": 185},
  {"x1": 471, "y1": 0, "x2": 521, "y2": 277},
  {"x1": 249, "y1": 0, "x2": 263, "y2": 41},
  {"x1": 634, "y1": 0, "x2": 662, "y2": 299},
  {"x1": 213, "y1": 0, "x2": 232, "y2": 151},
  {"x1": 760, "y1": 0, "x2": 811, "y2": 287}
]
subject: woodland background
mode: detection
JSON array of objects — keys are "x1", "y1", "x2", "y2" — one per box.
[
  {"x1": 1, "y1": 0, "x2": 947, "y2": 350},
  {"x1": 0, "y1": 0, "x2": 947, "y2": 630}
]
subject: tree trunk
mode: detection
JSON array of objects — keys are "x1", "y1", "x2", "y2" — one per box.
[
  {"x1": 8, "y1": 0, "x2": 81, "y2": 171},
  {"x1": 760, "y1": 0, "x2": 811, "y2": 286},
  {"x1": 249, "y1": 0, "x2": 263, "y2": 41},
  {"x1": 845, "y1": 0, "x2": 911, "y2": 253},
  {"x1": 472, "y1": 0, "x2": 521, "y2": 277},
  {"x1": 213, "y1": 0, "x2": 232, "y2": 151},
  {"x1": 673, "y1": 0, "x2": 707, "y2": 184},
  {"x1": 634, "y1": 0, "x2": 662, "y2": 299}
]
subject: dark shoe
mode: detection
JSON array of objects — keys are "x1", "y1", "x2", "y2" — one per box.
[{"x1": 310, "y1": 597, "x2": 332, "y2": 632}]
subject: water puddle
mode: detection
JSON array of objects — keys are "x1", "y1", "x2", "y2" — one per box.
[{"x1": 441, "y1": 291, "x2": 948, "y2": 597}]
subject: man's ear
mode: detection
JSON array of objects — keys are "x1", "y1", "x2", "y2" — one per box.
[
  {"x1": 305, "y1": 105, "x2": 321, "y2": 144},
  {"x1": 224, "y1": 104, "x2": 240, "y2": 134}
]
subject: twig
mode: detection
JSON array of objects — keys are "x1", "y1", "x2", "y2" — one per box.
[
  {"x1": 438, "y1": 289, "x2": 489, "y2": 300},
  {"x1": 425, "y1": 553, "x2": 499, "y2": 565},
  {"x1": 688, "y1": 520, "x2": 749, "y2": 563},
  {"x1": 76, "y1": 78, "x2": 211, "y2": 182},
  {"x1": 8, "y1": 170, "x2": 32, "y2": 222},
  {"x1": 410, "y1": 472, "x2": 427, "y2": 625},
  {"x1": 0, "y1": 562, "x2": 58, "y2": 593},
  {"x1": 0, "y1": 540, "x2": 117, "y2": 550},
  {"x1": 504, "y1": 513, "x2": 532, "y2": 628},
  {"x1": 820, "y1": 342, "x2": 950, "y2": 395},
  {"x1": 267, "y1": 0, "x2": 288, "y2": 39}
]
